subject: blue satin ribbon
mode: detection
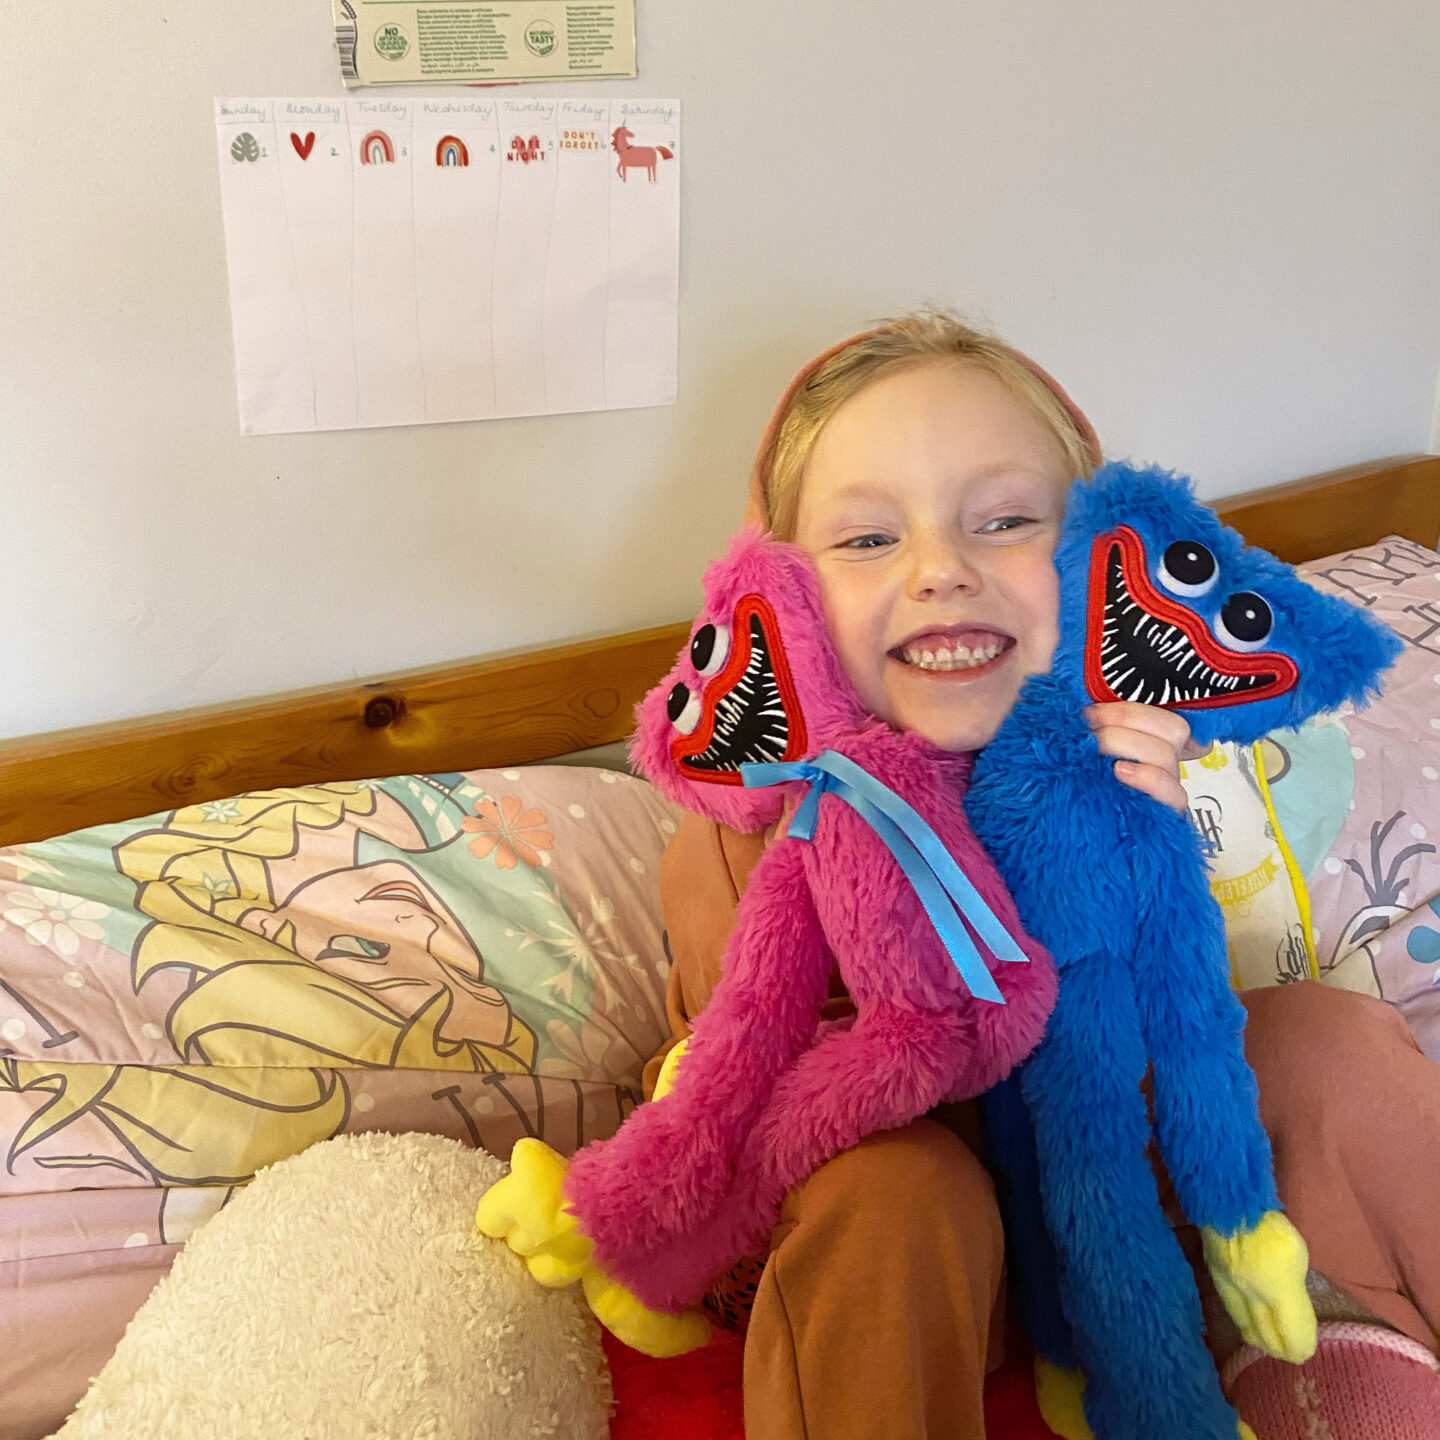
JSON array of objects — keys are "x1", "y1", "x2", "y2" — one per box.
[{"x1": 740, "y1": 749, "x2": 1026, "y2": 1004}]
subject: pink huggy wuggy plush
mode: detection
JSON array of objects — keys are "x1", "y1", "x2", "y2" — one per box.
[{"x1": 477, "y1": 529, "x2": 1056, "y2": 1355}]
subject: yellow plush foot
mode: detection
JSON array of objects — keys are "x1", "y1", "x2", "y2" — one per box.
[
  {"x1": 581, "y1": 1266, "x2": 712, "y2": 1358},
  {"x1": 1034, "y1": 1357, "x2": 1092, "y2": 1440},
  {"x1": 1202, "y1": 1210, "x2": 1317, "y2": 1364},
  {"x1": 1033, "y1": 1355, "x2": 1256, "y2": 1439},
  {"x1": 475, "y1": 1137, "x2": 593, "y2": 1287}
]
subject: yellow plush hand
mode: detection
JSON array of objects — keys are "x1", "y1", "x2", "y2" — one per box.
[
  {"x1": 475, "y1": 1137, "x2": 593, "y2": 1287},
  {"x1": 1202, "y1": 1210, "x2": 1317, "y2": 1364},
  {"x1": 475, "y1": 1135, "x2": 713, "y2": 1357},
  {"x1": 582, "y1": 1267, "x2": 713, "y2": 1358},
  {"x1": 651, "y1": 1035, "x2": 689, "y2": 1101}
]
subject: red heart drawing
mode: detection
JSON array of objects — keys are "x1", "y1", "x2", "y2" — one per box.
[{"x1": 291, "y1": 131, "x2": 316, "y2": 160}]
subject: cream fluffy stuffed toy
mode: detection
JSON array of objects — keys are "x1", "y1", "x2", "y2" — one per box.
[{"x1": 51, "y1": 1133, "x2": 610, "y2": 1440}]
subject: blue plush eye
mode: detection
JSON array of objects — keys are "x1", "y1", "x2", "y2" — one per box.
[
  {"x1": 1158, "y1": 541, "x2": 1218, "y2": 597},
  {"x1": 1215, "y1": 592, "x2": 1273, "y2": 651}
]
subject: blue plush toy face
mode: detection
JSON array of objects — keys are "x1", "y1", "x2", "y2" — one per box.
[
  {"x1": 1059, "y1": 463, "x2": 1401, "y2": 747},
  {"x1": 1086, "y1": 524, "x2": 1299, "y2": 711}
]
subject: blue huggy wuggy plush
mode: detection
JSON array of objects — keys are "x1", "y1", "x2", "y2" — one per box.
[{"x1": 965, "y1": 462, "x2": 1402, "y2": 1440}]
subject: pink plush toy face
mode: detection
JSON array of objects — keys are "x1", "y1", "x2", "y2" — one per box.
[
  {"x1": 667, "y1": 590, "x2": 810, "y2": 784},
  {"x1": 630, "y1": 530, "x2": 865, "y2": 831}
]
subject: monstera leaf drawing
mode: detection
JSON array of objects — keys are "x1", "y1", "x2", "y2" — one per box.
[{"x1": 230, "y1": 132, "x2": 261, "y2": 163}]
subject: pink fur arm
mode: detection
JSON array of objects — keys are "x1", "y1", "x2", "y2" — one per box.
[
  {"x1": 596, "y1": 996, "x2": 1009, "y2": 1309},
  {"x1": 562, "y1": 840, "x2": 832, "y2": 1310},
  {"x1": 730, "y1": 998, "x2": 988, "y2": 1225}
]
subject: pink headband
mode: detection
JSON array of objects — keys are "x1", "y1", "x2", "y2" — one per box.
[{"x1": 742, "y1": 328, "x2": 1102, "y2": 528}]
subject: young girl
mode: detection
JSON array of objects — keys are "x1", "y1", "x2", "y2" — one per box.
[{"x1": 647, "y1": 313, "x2": 1440, "y2": 1439}]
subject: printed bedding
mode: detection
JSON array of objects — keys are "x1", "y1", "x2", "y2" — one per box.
[
  {"x1": 0, "y1": 765, "x2": 677, "y2": 1437},
  {"x1": 1193, "y1": 537, "x2": 1440, "y2": 1059},
  {"x1": 4, "y1": 537, "x2": 1440, "y2": 1437}
]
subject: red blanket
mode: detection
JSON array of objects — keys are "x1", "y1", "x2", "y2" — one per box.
[{"x1": 603, "y1": 1325, "x2": 1057, "y2": 1438}]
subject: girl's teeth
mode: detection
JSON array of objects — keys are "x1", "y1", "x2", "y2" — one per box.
[{"x1": 901, "y1": 642, "x2": 1001, "y2": 671}]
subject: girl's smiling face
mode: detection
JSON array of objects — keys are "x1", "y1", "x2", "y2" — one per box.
[{"x1": 793, "y1": 360, "x2": 1072, "y2": 752}]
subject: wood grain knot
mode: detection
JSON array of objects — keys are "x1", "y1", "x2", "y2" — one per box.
[
  {"x1": 167, "y1": 760, "x2": 217, "y2": 794},
  {"x1": 363, "y1": 695, "x2": 404, "y2": 729},
  {"x1": 584, "y1": 687, "x2": 621, "y2": 719}
]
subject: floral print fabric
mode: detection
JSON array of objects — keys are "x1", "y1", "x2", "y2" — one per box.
[{"x1": 0, "y1": 766, "x2": 679, "y2": 1198}]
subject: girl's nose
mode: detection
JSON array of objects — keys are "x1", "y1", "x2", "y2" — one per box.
[{"x1": 907, "y1": 535, "x2": 981, "y2": 600}]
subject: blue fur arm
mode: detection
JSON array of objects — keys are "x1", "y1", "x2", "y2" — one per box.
[
  {"x1": 1129, "y1": 809, "x2": 1278, "y2": 1232},
  {"x1": 982, "y1": 1074, "x2": 1079, "y2": 1367}
]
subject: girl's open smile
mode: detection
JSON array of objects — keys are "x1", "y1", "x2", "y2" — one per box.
[{"x1": 889, "y1": 626, "x2": 1016, "y2": 675}]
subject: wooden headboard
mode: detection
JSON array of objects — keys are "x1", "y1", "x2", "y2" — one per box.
[{"x1": 3, "y1": 453, "x2": 1438, "y2": 847}]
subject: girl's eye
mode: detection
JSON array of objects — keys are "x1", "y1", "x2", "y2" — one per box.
[
  {"x1": 840, "y1": 533, "x2": 893, "y2": 550},
  {"x1": 980, "y1": 516, "x2": 1030, "y2": 533}
]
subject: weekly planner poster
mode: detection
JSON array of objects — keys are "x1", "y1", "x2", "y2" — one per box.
[{"x1": 214, "y1": 97, "x2": 680, "y2": 434}]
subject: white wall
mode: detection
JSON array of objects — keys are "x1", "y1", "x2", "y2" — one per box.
[{"x1": 4, "y1": 0, "x2": 1439, "y2": 739}]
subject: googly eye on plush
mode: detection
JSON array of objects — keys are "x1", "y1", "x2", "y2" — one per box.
[
  {"x1": 667, "y1": 682, "x2": 702, "y2": 735},
  {"x1": 1158, "y1": 540, "x2": 1218, "y2": 598},
  {"x1": 690, "y1": 623, "x2": 730, "y2": 677},
  {"x1": 1215, "y1": 592, "x2": 1274, "y2": 651}
]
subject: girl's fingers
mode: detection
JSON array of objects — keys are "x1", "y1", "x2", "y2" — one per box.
[
  {"x1": 1089, "y1": 724, "x2": 1184, "y2": 773},
  {"x1": 1110, "y1": 760, "x2": 1190, "y2": 814},
  {"x1": 1083, "y1": 700, "x2": 1194, "y2": 755},
  {"x1": 1086, "y1": 705, "x2": 1199, "y2": 815}
]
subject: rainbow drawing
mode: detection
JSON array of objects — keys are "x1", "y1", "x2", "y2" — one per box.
[
  {"x1": 435, "y1": 135, "x2": 469, "y2": 167},
  {"x1": 359, "y1": 130, "x2": 395, "y2": 164}
]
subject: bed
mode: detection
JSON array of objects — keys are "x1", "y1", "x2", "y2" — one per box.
[{"x1": 3, "y1": 451, "x2": 1439, "y2": 1439}]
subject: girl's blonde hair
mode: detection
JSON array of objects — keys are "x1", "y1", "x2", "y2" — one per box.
[{"x1": 763, "y1": 311, "x2": 1098, "y2": 541}]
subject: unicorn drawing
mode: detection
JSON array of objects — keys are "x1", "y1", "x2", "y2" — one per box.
[{"x1": 611, "y1": 126, "x2": 674, "y2": 182}]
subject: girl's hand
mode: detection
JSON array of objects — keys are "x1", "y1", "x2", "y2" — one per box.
[{"x1": 1084, "y1": 702, "x2": 1210, "y2": 814}]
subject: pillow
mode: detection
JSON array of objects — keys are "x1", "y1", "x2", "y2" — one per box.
[
  {"x1": 1179, "y1": 741, "x2": 1313, "y2": 992},
  {"x1": 51, "y1": 1133, "x2": 610, "y2": 1440},
  {"x1": 0, "y1": 766, "x2": 679, "y2": 1207},
  {"x1": 1182, "y1": 535, "x2": 1440, "y2": 1062}
]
